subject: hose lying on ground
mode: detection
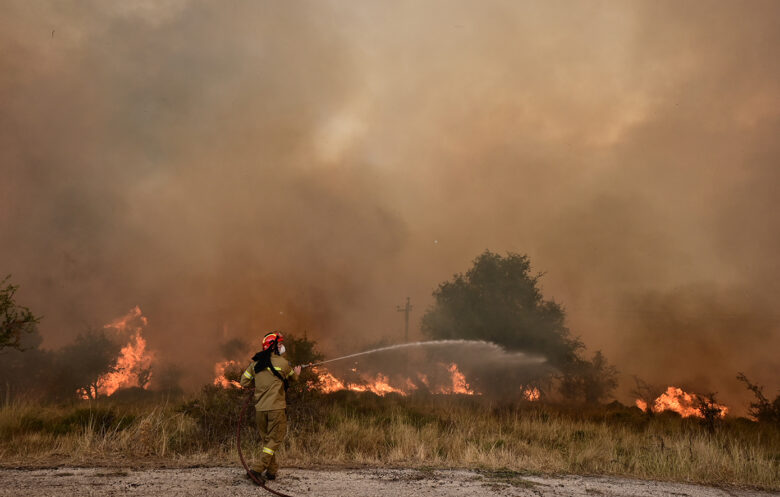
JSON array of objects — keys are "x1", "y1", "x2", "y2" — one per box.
[{"x1": 237, "y1": 390, "x2": 294, "y2": 497}]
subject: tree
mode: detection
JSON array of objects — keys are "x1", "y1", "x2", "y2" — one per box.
[
  {"x1": 421, "y1": 251, "x2": 582, "y2": 367},
  {"x1": 737, "y1": 373, "x2": 780, "y2": 425},
  {"x1": 0, "y1": 327, "x2": 52, "y2": 402},
  {"x1": 284, "y1": 333, "x2": 324, "y2": 397},
  {"x1": 54, "y1": 328, "x2": 122, "y2": 399},
  {"x1": 696, "y1": 392, "x2": 725, "y2": 433},
  {"x1": 422, "y1": 251, "x2": 620, "y2": 403},
  {"x1": 630, "y1": 375, "x2": 665, "y2": 415},
  {"x1": 559, "y1": 351, "x2": 619, "y2": 404},
  {"x1": 0, "y1": 275, "x2": 40, "y2": 350},
  {"x1": 285, "y1": 333, "x2": 324, "y2": 368}
]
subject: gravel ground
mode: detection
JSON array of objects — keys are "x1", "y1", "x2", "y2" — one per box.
[{"x1": 0, "y1": 467, "x2": 775, "y2": 497}]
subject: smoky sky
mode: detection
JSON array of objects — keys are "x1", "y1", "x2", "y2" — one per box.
[{"x1": 1, "y1": 1, "x2": 778, "y2": 407}]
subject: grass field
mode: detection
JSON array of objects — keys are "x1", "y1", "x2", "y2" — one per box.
[{"x1": 1, "y1": 387, "x2": 778, "y2": 491}]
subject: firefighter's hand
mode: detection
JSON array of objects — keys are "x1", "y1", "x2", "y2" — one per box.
[{"x1": 293, "y1": 365, "x2": 302, "y2": 376}]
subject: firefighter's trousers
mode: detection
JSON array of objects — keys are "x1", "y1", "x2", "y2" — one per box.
[{"x1": 253, "y1": 409, "x2": 287, "y2": 475}]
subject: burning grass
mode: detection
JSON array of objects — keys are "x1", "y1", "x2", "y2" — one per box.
[
  {"x1": 0, "y1": 391, "x2": 778, "y2": 490},
  {"x1": 312, "y1": 362, "x2": 476, "y2": 396}
]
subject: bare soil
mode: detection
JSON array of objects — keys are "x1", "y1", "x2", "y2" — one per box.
[{"x1": 0, "y1": 467, "x2": 775, "y2": 497}]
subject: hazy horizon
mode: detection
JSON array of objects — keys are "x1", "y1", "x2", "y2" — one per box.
[{"x1": 2, "y1": 0, "x2": 778, "y2": 409}]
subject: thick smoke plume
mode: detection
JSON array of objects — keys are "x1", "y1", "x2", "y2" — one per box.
[{"x1": 1, "y1": 1, "x2": 778, "y2": 407}]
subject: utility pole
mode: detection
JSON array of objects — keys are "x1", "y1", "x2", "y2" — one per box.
[{"x1": 396, "y1": 297, "x2": 412, "y2": 343}]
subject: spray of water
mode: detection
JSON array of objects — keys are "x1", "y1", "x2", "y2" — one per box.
[{"x1": 300, "y1": 339, "x2": 545, "y2": 368}]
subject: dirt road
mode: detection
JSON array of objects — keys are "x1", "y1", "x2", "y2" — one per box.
[{"x1": 0, "y1": 467, "x2": 774, "y2": 497}]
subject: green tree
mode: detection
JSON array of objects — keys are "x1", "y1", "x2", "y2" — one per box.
[
  {"x1": 0, "y1": 275, "x2": 40, "y2": 350},
  {"x1": 421, "y1": 251, "x2": 581, "y2": 367},
  {"x1": 422, "y1": 251, "x2": 620, "y2": 403}
]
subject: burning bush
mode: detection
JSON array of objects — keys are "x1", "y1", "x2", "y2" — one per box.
[
  {"x1": 56, "y1": 307, "x2": 155, "y2": 400},
  {"x1": 0, "y1": 306, "x2": 156, "y2": 402},
  {"x1": 56, "y1": 328, "x2": 124, "y2": 400},
  {"x1": 90, "y1": 306, "x2": 154, "y2": 397},
  {"x1": 212, "y1": 360, "x2": 242, "y2": 389},
  {"x1": 697, "y1": 393, "x2": 726, "y2": 433},
  {"x1": 633, "y1": 386, "x2": 728, "y2": 422}
]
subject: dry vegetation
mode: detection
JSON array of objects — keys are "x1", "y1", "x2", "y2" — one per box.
[{"x1": 1, "y1": 388, "x2": 778, "y2": 491}]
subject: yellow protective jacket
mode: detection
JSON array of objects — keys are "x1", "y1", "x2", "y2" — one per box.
[{"x1": 240, "y1": 354, "x2": 297, "y2": 411}]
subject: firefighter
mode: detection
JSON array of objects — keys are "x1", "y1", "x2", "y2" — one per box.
[{"x1": 240, "y1": 331, "x2": 301, "y2": 483}]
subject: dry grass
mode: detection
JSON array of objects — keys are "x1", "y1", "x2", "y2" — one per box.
[{"x1": 1, "y1": 389, "x2": 778, "y2": 490}]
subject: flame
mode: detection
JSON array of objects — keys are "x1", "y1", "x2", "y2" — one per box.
[
  {"x1": 99, "y1": 332, "x2": 152, "y2": 396},
  {"x1": 213, "y1": 360, "x2": 241, "y2": 388},
  {"x1": 352, "y1": 374, "x2": 407, "y2": 396},
  {"x1": 523, "y1": 386, "x2": 540, "y2": 401},
  {"x1": 313, "y1": 362, "x2": 476, "y2": 396},
  {"x1": 79, "y1": 306, "x2": 154, "y2": 399},
  {"x1": 636, "y1": 386, "x2": 728, "y2": 418},
  {"x1": 104, "y1": 305, "x2": 148, "y2": 329},
  {"x1": 316, "y1": 370, "x2": 347, "y2": 393},
  {"x1": 437, "y1": 363, "x2": 474, "y2": 395},
  {"x1": 314, "y1": 368, "x2": 407, "y2": 396}
]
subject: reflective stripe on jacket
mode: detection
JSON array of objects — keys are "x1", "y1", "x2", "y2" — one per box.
[{"x1": 240, "y1": 354, "x2": 297, "y2": 411}]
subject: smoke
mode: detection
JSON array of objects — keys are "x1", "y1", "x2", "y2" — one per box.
[
  {"x1": 1, "y1": 1, "x2": 778, "y2": 405},
  {"x1": 612, "y1": 285, "x2": 780, "y2": 409}
]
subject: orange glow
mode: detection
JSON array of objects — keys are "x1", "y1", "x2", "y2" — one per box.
[
  {"x1": 359, "y1": 374, "x2": 407, "y2": 396},
  {"x1": 314, "y1": 368, "x2": 407, "y2": 396},
  {"x1": 438, "y1": 363, "x2": 474, "y2": 395},
  {"x1": 213, "y1": 360, "x2": 241, "y2": 388},
  {"x1": 316, "y1": 369, "x2": 347, "y2": 393},
  {"x1": 523, "y1": 386, "x2": 540, "y2": 401},
  {"x1": 313, "y1": 362, "x2": 477, "y2": 396},
  {"x1": 79, "y1": 306, "x2": 154, "y2": 399},
  {"x1": 99, "y1": 332, "x2": 152, "y2": 396},
  {"x1": 104, "y1": 305, "x2": 148, "y2": 330},
  {"x1": 636, "y1": 386, "x2": 728, "y2": 418}
]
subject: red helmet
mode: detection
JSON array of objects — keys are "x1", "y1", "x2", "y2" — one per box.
[{"x1": 262, "y1": 331, "x2": 283, "y2": 351}]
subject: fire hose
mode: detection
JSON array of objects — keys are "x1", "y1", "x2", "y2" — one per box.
[
  {"x1": 236, "y1": 390, "x2": 294, "y2": 497},
  {"x1": 238, "y1": 341, "x2": 495, "y2": 494}
]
